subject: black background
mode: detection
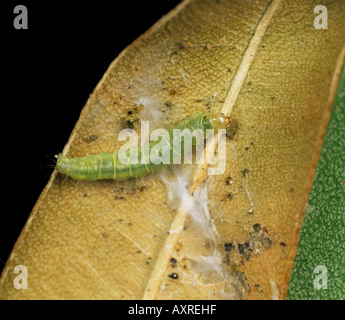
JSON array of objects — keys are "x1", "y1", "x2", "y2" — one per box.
[{"x1": 0, "y1": 0, "x2": 181, "y2": 275}]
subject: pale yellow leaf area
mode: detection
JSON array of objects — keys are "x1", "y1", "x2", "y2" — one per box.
[{"x1": 1, "y1": 0, "x2": 345, "y2": 299}]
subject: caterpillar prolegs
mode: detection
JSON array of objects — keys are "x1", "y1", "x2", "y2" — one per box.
[{"x1": 56, "y1": 113, "x2": 229, "y2": 181}]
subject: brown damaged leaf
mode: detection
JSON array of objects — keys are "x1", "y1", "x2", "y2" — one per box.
[{"x1": 1, "y1": 0, "x2": 345, "y2": 299}]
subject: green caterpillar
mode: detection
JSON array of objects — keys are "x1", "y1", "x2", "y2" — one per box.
[{"x1": 56, "y1": 113, "x2": 228, "y2": 181}]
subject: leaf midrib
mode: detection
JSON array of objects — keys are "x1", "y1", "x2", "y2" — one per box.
[{"x1": 142, "y1": 0, "x2": 282, "y2": 300}]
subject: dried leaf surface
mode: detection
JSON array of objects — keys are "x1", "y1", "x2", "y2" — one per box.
[{"x1": 1, "y1": 0, "x2": 345, "y2": 299}]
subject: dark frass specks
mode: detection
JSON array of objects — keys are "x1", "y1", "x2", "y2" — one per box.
[
  {"x1": 253, "y1": 223, "x2": 261, "y2": 232},
  {"x1": 225, "y1": 176, "x2": 233, "y2": 185},
  {"x1": 121, "y1": 104, "x2": 144, "y2": 129},
  {"x1": 224, "y1": 242, "x2": 235, "y2": 253},
  {"x1": 223, "y1": 224, "x2": 273, "y2": 264},
  {"x1": 168, "y1": 273, "x2": 179, "y2": 280},
  {"x1": 86, "y1": 134, "x2": 98, "y2": 142},
  {"x1": 241, "y1": 168, "x2": 249, "y2": 177}
]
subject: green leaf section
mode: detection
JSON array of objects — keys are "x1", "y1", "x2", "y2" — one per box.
[{"x1": 287, "y1": 64, "x2": 345, "y2": 300}]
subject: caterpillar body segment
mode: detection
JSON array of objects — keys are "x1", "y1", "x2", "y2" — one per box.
[{"x1": 56, "y1": 113, "x2": 229, "y2": 181}]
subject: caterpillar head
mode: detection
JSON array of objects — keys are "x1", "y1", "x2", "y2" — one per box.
[{"x1": 203, "y1": 113, "x2": 230, "y2": 131}]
